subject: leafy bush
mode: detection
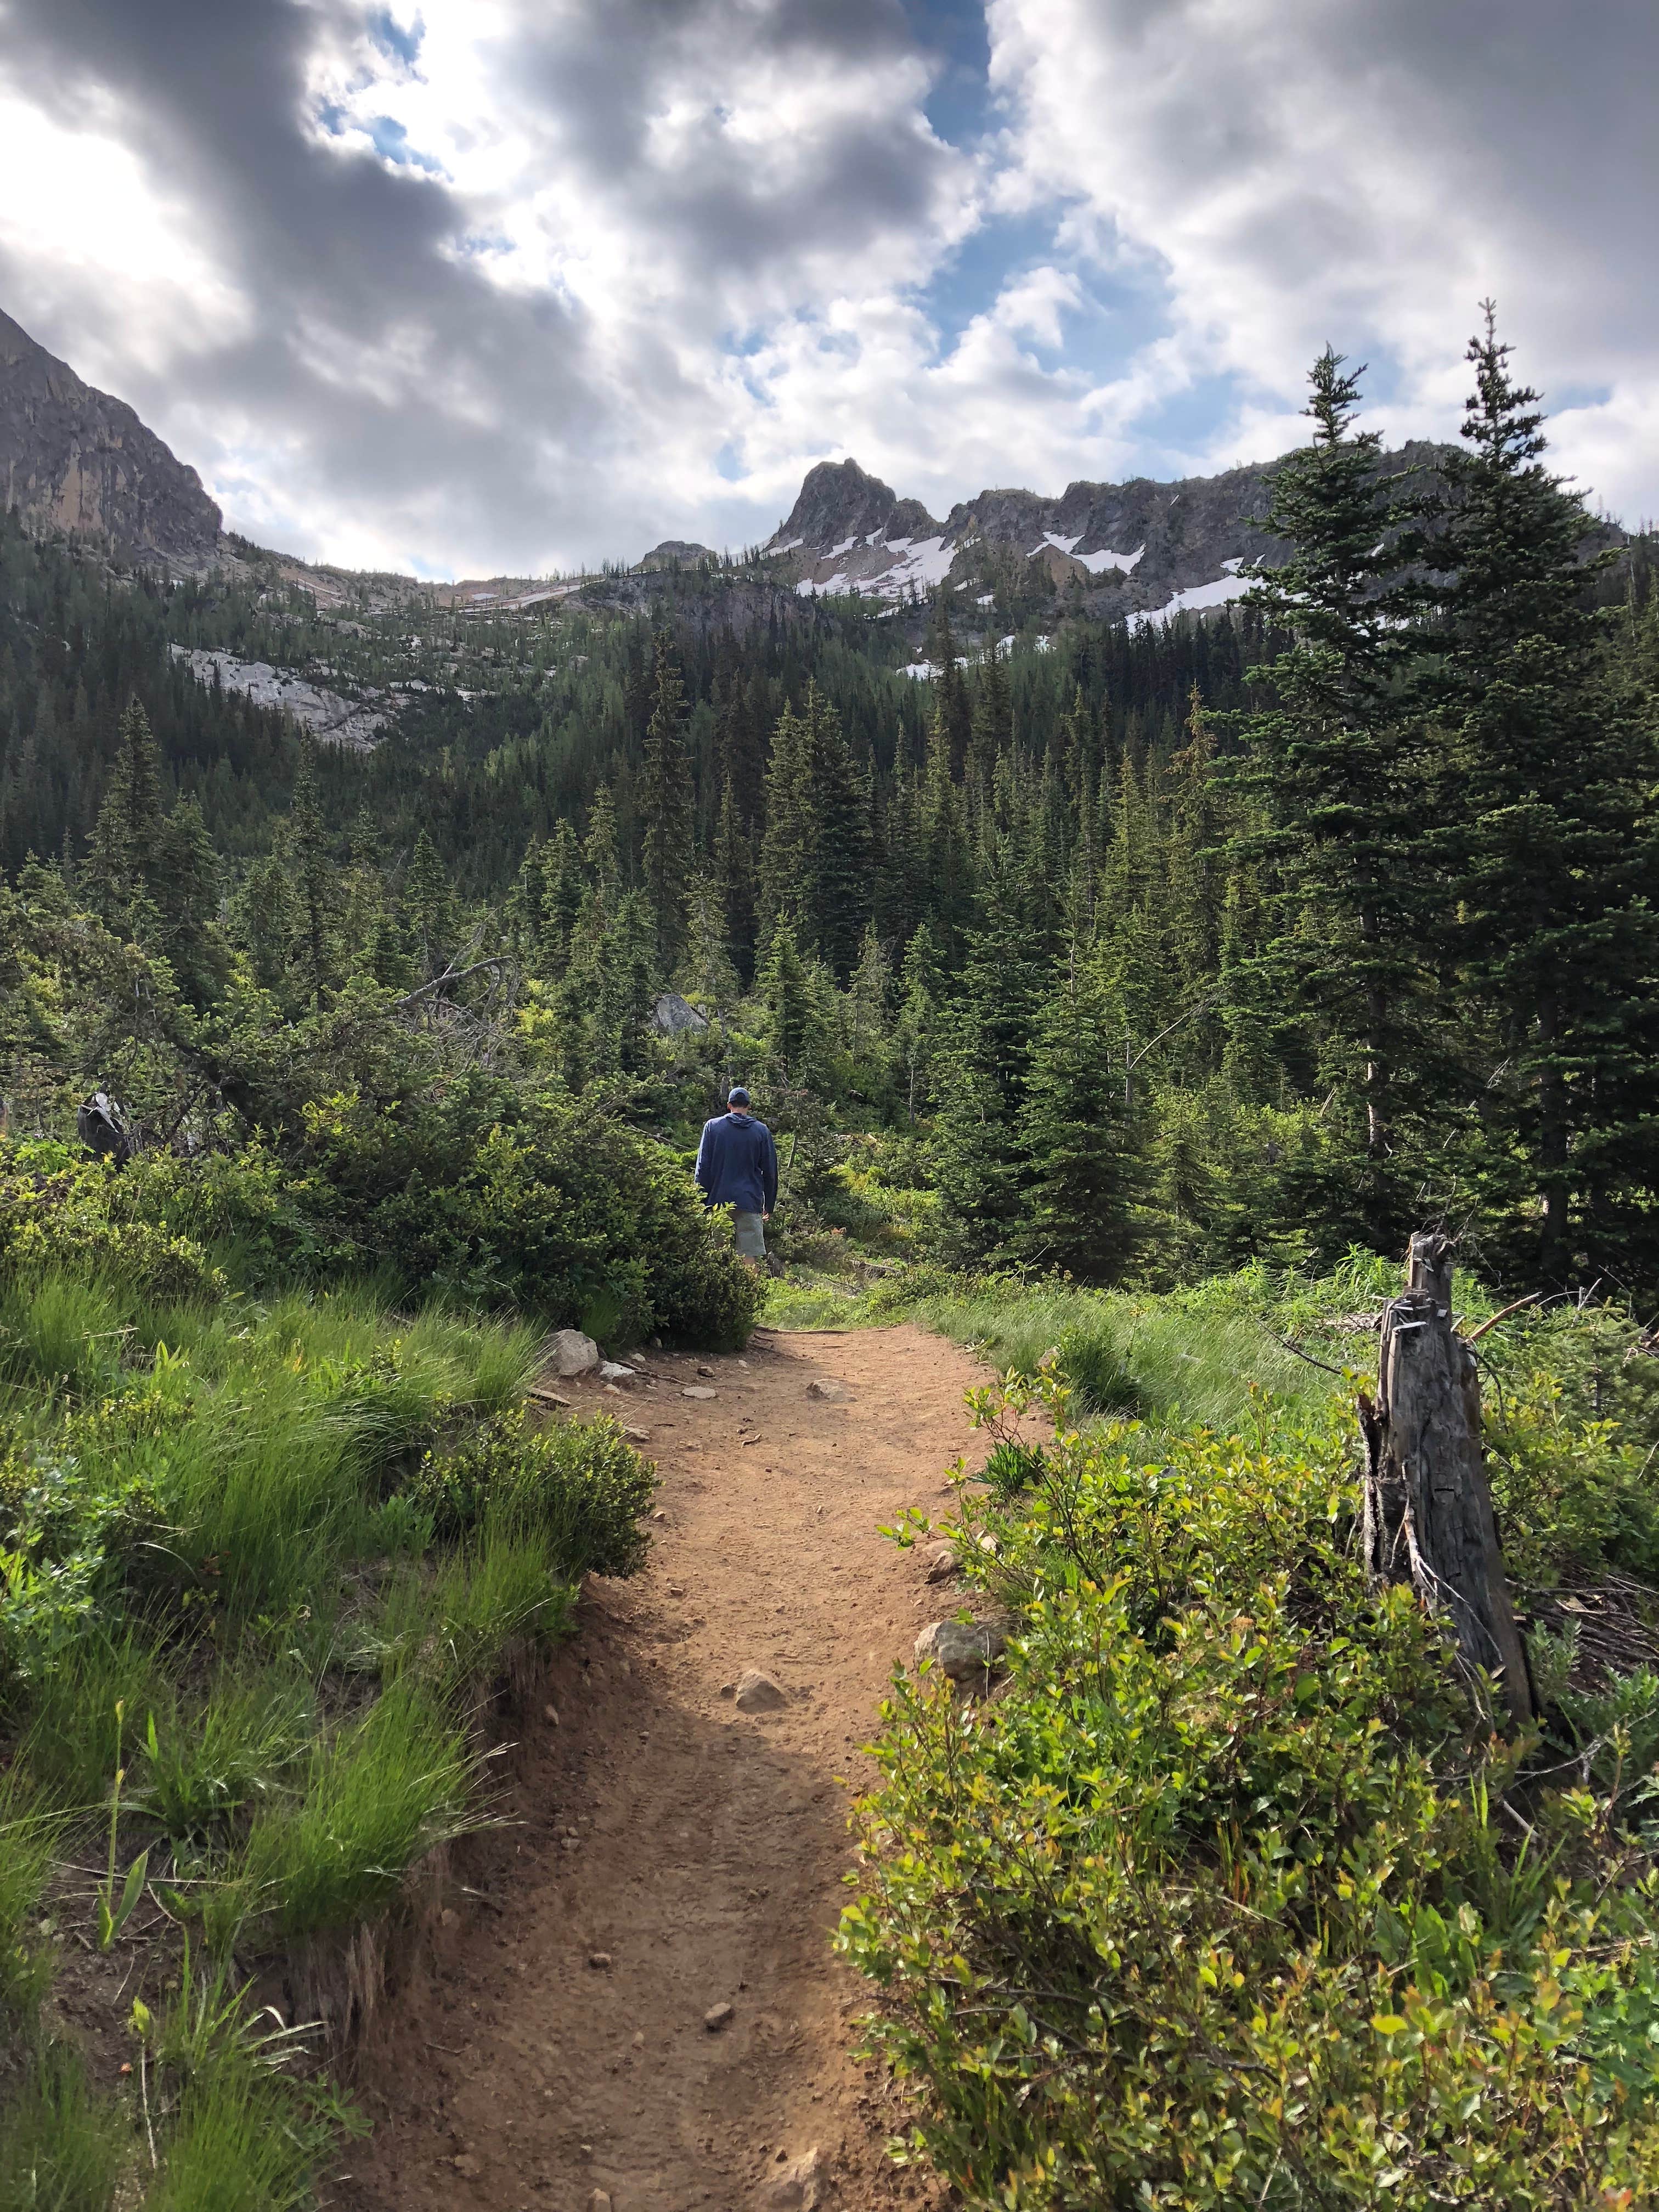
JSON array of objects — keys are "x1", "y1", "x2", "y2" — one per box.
[
  {"x1": 843, "y1": 1373, "x2": 1659, "y2": 2207},
  {"x1": 409, "y1": 1408, "x2": 656, "y2": 1578},
  {"x1": 0, "y1": 1141, "x2": 223, "y2": 1306},
  {"x1": 245, "y1": 1079, "x2": 764, "y2": 1346}
]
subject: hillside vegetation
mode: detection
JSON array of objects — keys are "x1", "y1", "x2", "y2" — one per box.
[{"x1": 0, "y1": 314, "x2": 1656, "y2": 2205}]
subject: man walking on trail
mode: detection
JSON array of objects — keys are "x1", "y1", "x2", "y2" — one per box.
[{"x1": 695, "y1": 1087, "x2": 777, "y2": 1264}]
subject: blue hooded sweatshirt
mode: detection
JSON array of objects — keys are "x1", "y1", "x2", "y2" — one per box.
[{"x1": 694, "y1": 1111, "x2": 778, "y2": 1215}]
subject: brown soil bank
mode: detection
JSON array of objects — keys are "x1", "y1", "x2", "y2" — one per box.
[{"x1": 337, "y1": 1323, "x2": 998, "y2": 2212}]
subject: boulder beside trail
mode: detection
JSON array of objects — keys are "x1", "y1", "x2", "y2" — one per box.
[
  {"x1": 922, "y1": 1541, "x2": 959, "y2": 1584},
  {"x1": 545, "y1": 1329, "x2": 600, "y2": 1378},
  {"x1": 915, "y1": 1617, "x2": 1006, "y2": 1684}
]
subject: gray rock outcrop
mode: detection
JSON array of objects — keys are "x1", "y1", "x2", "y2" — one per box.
[{"x1": 0, "y1": 308, "x2": 221, "y2": 566}]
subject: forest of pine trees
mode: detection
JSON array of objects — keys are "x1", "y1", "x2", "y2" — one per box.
[{"x1": 2, "y1": 318, "x2": 1656, "y2": 1296}]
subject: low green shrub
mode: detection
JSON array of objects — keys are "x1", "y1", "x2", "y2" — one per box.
[
  {"x1": 409, "y1": 1408, "x2": 655, "y2": 1579},
  {"x1": 0, "y1": 1141, "x2": 223, "y2": 1307},
  {"x1": 843, "y1": 1372, "x2": 1659, "y2": 2207}
]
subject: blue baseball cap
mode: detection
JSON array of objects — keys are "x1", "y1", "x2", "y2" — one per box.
[{"x1": 727, "y1": 1086, "x2": 750, "y2": 1107}]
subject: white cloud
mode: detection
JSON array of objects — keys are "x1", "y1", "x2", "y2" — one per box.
[
  {"x1": 985, "y1": 0, "x2": 1659, "y2": 518},
  {"x1": 1, "y1": 0, "x2": 1655, "y2": 569}
]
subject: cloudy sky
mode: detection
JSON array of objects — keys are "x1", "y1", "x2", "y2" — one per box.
[{"x1": 2, "y1": 0, "x2": 1654, "y2": 577}]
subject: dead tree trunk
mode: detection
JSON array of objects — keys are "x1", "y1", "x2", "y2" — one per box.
[{"x1": 1359, "y1": 1232, "x2": 1534, "y2": 1725}]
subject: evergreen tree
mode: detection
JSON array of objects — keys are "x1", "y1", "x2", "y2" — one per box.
[
  {"x1": 404, "y1": 827, "x2": 456, "y2": 983},
  {"x1": 759, "y1": 699, "x2": 816, "y2": 939},
  {"x1": 1017, "y1": 947, "x2": 1140, "y2": 1279},
  {"x1": 541, "y1": 820, "x2": 585, "y2": 977},
  {"x1": 760, "y1": 918, "x2": 812, "y2": 1081},
  {"x1": 286, "y1": 732, "x2": 337, "y2": 1009},
  {"x1": 639, "y1": 633, "x2": 694, "y2": 975},
  {"x1": 1429, "y1": 308, "x2": 1658, "y2": 1278},
  {"x1": 87, "y1": 698, "x2": 165, "y2": 933},
  {"x1": 713, "y1": 775, "x2": 758, "y2": 983},
  {"x1": 1235, "y1": 348, "x2": 1432, "y2": 1223},
  {"x1": 803, "y1": 682, "x2": 870, "y2": 980}
]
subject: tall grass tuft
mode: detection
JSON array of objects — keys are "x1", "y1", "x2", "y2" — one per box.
[
  {"x1": 0, "y1": 2043, "x2": 126, "y2": 2211},
  {"x1": 0, "y1": 1780, "x2": 60, "y2": 2019},
  {"x1": 137, "y1": 1671, "x2": 314, "y2": 1844},
  {"x1": 20, "y1": 1628, "x2": 167, "y2": 1808},
  {"x1": 0, "y1": 1273, "x2": 130, "y2": 1399},
  {"x1": 209, "y1": 1679, "x2": 476, "y2": 1948}
]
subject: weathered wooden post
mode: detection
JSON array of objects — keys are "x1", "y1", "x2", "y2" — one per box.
[{"x1": 1359, "y1": 1232, "x2": 1534, "y2": 1724}]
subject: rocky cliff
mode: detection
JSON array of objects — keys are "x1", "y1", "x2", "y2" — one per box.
[
  {"x1": 763, "y1": 446, "x2": 1453, "y2": 624},
  {"x1": 0, "y1": 308, "x2": 222, "y2": 566}
]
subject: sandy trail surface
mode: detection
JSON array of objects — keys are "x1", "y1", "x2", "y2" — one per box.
[{"x1": 339, "y1": 1323, "x2": 1000, "y2": 2212}]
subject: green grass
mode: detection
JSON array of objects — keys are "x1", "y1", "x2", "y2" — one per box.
[
  {"x1": 19, "y1": 1628, "x2": 168, "y2": 1808},
  {"x1": 0, "y1": 1274, "x2": 131, "y2": 1401},
  {"x1": 0, "y1": 2044, "x2": 125, "y2": 2212},
  {"x1": 208, "y1": 1678, "x2": 476, "y2": 1946},
  {"x1": 0, "y1": 1781, "x2": 59, "y2": 2018},
  {"x1": 137, "y1": 1671, "x2": 314, "y2": 1846}
]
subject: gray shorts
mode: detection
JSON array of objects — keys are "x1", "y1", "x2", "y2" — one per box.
[{"x1": 733, "y1": 1210, "x2": 766, "y2": 1258}]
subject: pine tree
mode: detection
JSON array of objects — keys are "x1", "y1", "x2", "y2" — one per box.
[
  {"x1": 87, "y1": 698, "x2": 165, "y2": 932},
  {"x1": 1429, "y1": 308, "x2": 1658, "y2": 1278},
  {"x1": 639, "y1": 633, "x2": 694, "y2": 975},
  {"x1": 760, "y1": 918, "x2": 813, "y2": 1080},
  {"x1": 286, "y1": 732, "x2": 337, "y2": 1009},
  {"x1": 1016, "y1": 947, "x2": 1141, "y2": 1279},
  {"x1": 404, "y1": 827, "x2": 455, "y2": 984},
  {"x1": 758, "y1": 699, "x2": 817, "y2": 938},
  {"x1": 541, "y1": 820, "x2": 585, "y2": 977},
  {"x1": 713, "y1": 775, "x2": 757, "y2": 983},
  {"x1": 803, "y1": 682, "x2": 870, "y2": 980},
  {"x1": 1235, "y1": 347, "x2": 1432, "y2": 1215},
  {"x1": 927, "y1": 596, "x2": 973, "y2": 776}
]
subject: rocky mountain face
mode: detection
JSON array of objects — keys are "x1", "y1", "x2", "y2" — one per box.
[
  {"x1": 763, "y1": 446, "x2": 1452, "y2": 624},
  {"x1": 0, "y1": 308, "x2": 222, "y2": 566}
]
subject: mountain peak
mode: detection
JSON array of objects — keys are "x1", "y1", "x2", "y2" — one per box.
[
  {"x1": 768, "y1": 457, "x2": 940, "y2": 556},
  {"x1": 0, "y1": 307, "x2": 222, "y2": 565}
]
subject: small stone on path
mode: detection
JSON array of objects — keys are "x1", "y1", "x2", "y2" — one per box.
[
  {"x1": 598, "y1": 1361, "x2": 635, "y2": 1385},
  {"x1": 765, "y1": 2147, "x2": 824, "y2": 2210},
  {"x1": 805, "y1": 1379, "x2": 848, "y2": 1401},
  {"x1": 682, "y1": 1385, "x2": 716, "y2": 1400},
  {"x1": 704, "y1": 2001, "x2": 734, "y2": 2031},
  {"x1": 734, "y1": 1668, "x2": 787, "y2": 1713},
  {"x1": 543, "y1": 1703, "x2": 559, "y2": 1724},
  {"x1": 588, "y1": 2193, "x2": 613, "y2": 2212},
  {"x1": 923, "y1": 1541, "x2": 959, "y2": 1583},
  {"x1": 452, "y1": 2153, "x2": 482, "y2": 2177},
  {"x1": 588, "y1": 1951, "x2": 612, "y2": 1970}
]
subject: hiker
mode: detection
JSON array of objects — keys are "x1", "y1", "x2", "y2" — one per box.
[{"x1": 694, "y1": 1086, "x2": 778, "y2": 1264}]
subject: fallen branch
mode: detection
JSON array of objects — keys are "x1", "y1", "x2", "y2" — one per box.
[
  {"x1": 394, "y1": 956, "x2": 511, "y2": 1008},
  {"x1": 1461, "y1": 1291, "x2": 1542, "y2": 1345}
]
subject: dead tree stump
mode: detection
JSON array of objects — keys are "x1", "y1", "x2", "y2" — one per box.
[{"x1": 1359, "y1": 1232, "x2": 1533, "y2": 1724}]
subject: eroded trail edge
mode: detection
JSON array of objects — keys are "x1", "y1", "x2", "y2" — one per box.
[{"x1": 341, "y1": 1323, "x2": 991, "y2": 2212}]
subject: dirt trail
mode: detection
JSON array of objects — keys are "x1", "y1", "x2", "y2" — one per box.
[{"x1": 340, "y1": 1323, "x2": 999, "y2": 2212}]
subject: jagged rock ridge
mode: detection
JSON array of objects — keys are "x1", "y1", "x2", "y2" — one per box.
[
  {"x1": 0, "y1": 307, "x2": 222, "y2": 566},
  {"x1": 763, "y1": 447, "x2": 1454, "y2": 623}
]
